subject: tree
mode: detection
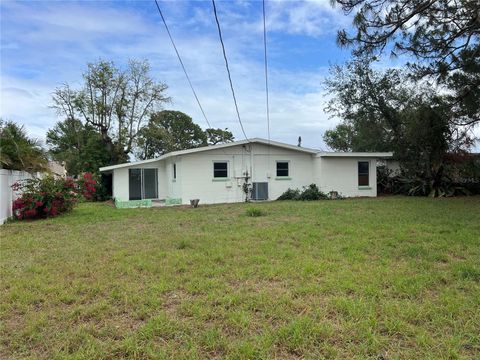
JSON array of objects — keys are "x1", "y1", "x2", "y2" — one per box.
[
  {"x1": 136, "y1": 110, "x2": 208, "y2": 159},
  {"x1": 52, "y1": 59, "x2": 170, "y2": 164},
  {"x1": 323, "y1": 124, "x2": 354, "y2": 152},
  {"x1": 46, "y1": 118, "x2": 111, "y2": 176},
  {"x1": 334, "y1": 0, "x2": 479, "y2": 74},
  {"x1": 0, "y1": 120, "x2": 49, "y2": 173},
  {"x1": 333, "y1": 0, "x2": 480, "y2": 125},
  {"x1": 323, "y1": 59, "x2": 473, "y2": 188},
  {"x1": 323, "y1": 57, "x2": 410, "y2": 152},
  {"x1": 205, "y1": 128, "x2": 234, "y2": 145}
]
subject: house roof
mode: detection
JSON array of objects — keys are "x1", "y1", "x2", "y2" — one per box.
[
  {"x1": 99, "y1": 138, "x2": 318, "y2": 172},
  {"x1": 99, "y1": 138, "x2": 393, "y2": 172}
]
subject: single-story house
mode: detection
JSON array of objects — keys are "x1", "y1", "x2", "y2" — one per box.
[{"x1": 99, "y1": 138, "x2": 393, "y2": 205}]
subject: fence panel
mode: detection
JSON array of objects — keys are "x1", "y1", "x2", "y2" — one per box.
[{"x1": 0, "y1": 169, "x2": 37, "y2": 224}]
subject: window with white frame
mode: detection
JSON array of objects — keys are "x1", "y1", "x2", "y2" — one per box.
[
  {"x1": 213, "y1": 161, "x2": 228, "y2": 178},
  {"x1": 173, "y1": 163, "x2": 177, "y2": 180}
]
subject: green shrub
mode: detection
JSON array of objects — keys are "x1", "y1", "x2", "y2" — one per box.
[
  {"x1": 277, "y1": 188, "x2": 300, "y2": 200},
  {"x1": 245, "y1": 207, "x2": 264, "y2": 217},
  {"x1": 388, "y1": 175, "x2": 471, "y2": 197},
  {"x1": 298, "y1": 184, "x2": 328, "y2": 201},
  {"x1": 277, "y1": 184, "x2": 328, "y2": 201}
]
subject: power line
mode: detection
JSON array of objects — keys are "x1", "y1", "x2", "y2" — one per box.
[
  {"x1": 153, "y1": 0, "x2": 212, "y2": 129},
  {"x1": 211, "y1": 0, "x2": 249, "y2": 141},
  {"x1": 262, "y1": 0, "x2": 270, "y2": 144}
]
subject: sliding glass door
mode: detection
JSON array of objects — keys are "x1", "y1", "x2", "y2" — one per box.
[
  {"x1": 143, "y1": 169, "x2": 157, "y2": 199},
  {"x1": 129, "y1": 169, "x2": 142, "y2": 200},
  {"x1": 129, "y1": 168, "x2": 158, "y2": 200}
]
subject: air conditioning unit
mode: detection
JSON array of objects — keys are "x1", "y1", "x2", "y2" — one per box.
[{"x1": 251, "y1": 182, "x2": 268, "y2": 200}]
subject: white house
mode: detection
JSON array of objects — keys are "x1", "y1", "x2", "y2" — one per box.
[{"x1": 99, "y1": 138, "x2": 393, "y2": 205}]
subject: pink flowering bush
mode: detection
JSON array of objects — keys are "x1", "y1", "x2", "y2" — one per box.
[
  {"x1": 11, "y1": 173, "x2": 97, "y2": 220},
  {"x1": 76, "y1": 172, "x2": 97, "y2": 200}
]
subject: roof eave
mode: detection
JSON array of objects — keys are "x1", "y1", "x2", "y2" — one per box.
[{"x1": 317, "y1": 152, "x2": 394, "y2": 158}]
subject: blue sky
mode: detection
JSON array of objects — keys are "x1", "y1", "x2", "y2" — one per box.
[{"x1": 0, "y1": 0, "x2": 411, "y2": 150}]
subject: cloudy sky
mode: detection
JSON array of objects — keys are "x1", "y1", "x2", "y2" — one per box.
[{"x1": 1, "y1": 0, "x2": 409, "y2": 151}]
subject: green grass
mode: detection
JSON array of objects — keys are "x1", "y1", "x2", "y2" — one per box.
[{"x1": 1, "y1": 197, "x2": 479, "y2": 359}]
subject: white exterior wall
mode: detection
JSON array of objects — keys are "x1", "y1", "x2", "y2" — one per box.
[
  {"x1": 180, "y1": 149, "x2": 245, "y2": 204},
  {"x1": 108, "y1": 143, "x2": 385, "y2": 203},
  {"x1": 179, "y1": 143, "x2": 316, "y2": 204},
  {"x1": 315, "y1": 157, "x2": 377, "y2": 197},
  {"x1": 112, "y1": 160, "x2": 164, "y2": 201},
  {"x1": 164, "y1": 157, "x2": 182, "y2": 200},
  {"x1": 251, "y1": 143, "x2": 315, "y2": 200}
]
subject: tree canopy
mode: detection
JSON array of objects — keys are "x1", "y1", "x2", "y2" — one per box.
[
  {"x1": 0, "y1": 120, "x2": 49, "y2": 173},
  {"x1": 46, "y1": 118, "x2": 110, "y2": 176},
  {"x1": 135, "y1": 110, "x2": 235, "y2": 159},
  {"x1": 205, "y1": 128, "x2": 235, "y2": 145},
  {"x1": 52, "y1": 59, "x2": 170, "y2": 164},
  {"x1": 334, "y1": 0, "x2": 479, "y2": 75},
  {"x1": 333, "y1": 0, "x2": 480, "y2": 126},
  {"x1": 136, "y1": 110, "x2": 206, "y2": 159},
  {"x1": 323, "y1": 58, "x2": 474, "y2": 186}
]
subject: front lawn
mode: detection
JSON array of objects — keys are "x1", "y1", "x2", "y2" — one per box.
[{"x1": 1, "y1": 197, "x2": 479, "y2": 359}]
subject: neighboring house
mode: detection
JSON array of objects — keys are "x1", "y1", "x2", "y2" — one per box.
[
  {"x1": 99, "y1": 138, "x2": 393, "y2": 205},
  {"x1": 48, "y1": 161, "x2": 67, "y2": 178}
]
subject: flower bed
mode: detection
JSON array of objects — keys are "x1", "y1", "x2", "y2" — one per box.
[{"x1": 11, "y1": 173, "x2": 97, "y2": 220}]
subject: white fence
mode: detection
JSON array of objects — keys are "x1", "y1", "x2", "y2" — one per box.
[{"x1": 0, "y1": 169, "x2": 38, "y2": 224}]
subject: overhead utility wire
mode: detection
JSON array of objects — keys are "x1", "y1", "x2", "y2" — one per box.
[
  {"x1": 262, "y1": 0, "x2": 270, "y2": 145},
  {"x1": 211, "y1": 0, "x2": 249, "y2": 141},
  {"x1": 154, "y1": 0, "x2": 212, "y2": 129}
]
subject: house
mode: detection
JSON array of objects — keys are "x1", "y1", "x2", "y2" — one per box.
[
  {"x1": 48, "y1": 161, "x2": 67, "y2": 178},
  {"x1": 99, "y1": 138, "x2": 393, "y2": 205}
]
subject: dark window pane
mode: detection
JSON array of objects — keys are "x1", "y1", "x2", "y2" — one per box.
[
  {"x1": 358, "y1": 161, "x2": 369, "y2": 174},
  {"x1": 358, "y1": 174, "x2": 369, "y2": 186},
  {"x1": 276, "y1": 162, "x2": 289, "y2": 177},
  {"x1": 213, "y1": 162, "x2": 228, "y2": 178},
  {"x1": 143, "y1": 169, "x2": 158, "y2": 199},
  {"x1": 358, "y1": 161, "x2": 369, "y2": 186},
  {"x1": 173, "y1": 163, "x2": 176, "y2": 179},
  {"x1": 129, "y1": 169, "x2": 142, "y2": 200}
]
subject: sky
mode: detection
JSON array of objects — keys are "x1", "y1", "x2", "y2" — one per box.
[{"x1": 0, "y1": 0, "x2": 458, "y2": 152}]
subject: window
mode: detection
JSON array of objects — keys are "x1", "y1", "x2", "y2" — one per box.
[
  {"x1": 213, "y1": 161, "x2": 228, "y2": 178},
  {"x1": 276, "y1": 161, "x2": 289, "y2": 177},
  {"x1": 358, "y1": 161, "x2": 369, "y2": 186},
  {"x1": 173, "y1": 163, "x2": 176, "y2": 180}
]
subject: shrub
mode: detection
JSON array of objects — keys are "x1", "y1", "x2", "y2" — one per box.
[
  {"x1": 76, "y1": 172, "x2": 98, "y2": 200},
  {"x1": 277, "y1": 188, "x2": 300, "y2": 200},
  {"x1": 380, "y1": 173, "x2": 471, "y2": 197},
  {"x1": 298, "y1": 184, "x2": 328, "y2": 201},
  {"x1": 277, "y1": 184, "x2": 329, "y2": 201},
  {"x1": 11, "y1": 172, "x2": 97, "y2": 221},
  {"x1": 245, "y1": 207, "x2": 264, "y2": 217}
]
